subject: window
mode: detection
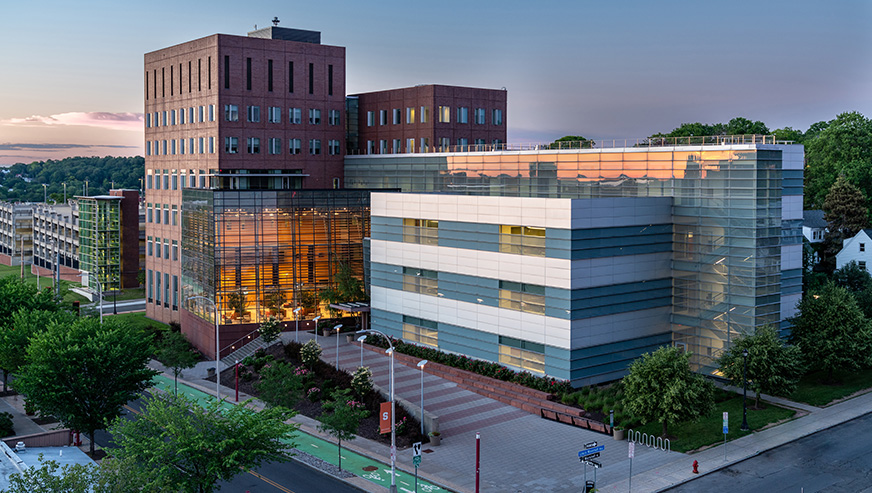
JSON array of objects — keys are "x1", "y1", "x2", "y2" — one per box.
[
  {"x1": 268, "y1": 138, "x2": 282, "y2": 155},
  {"x1": 289, "y1": 139, "x2": 302, "y2": 155},
  {"x1": 457, "y1": 138, "x2": 469, "y2": 149},
  {"x1": 288, "y1": 61, "x2": 294, "y2": 93},
  {"x1": 209, "y1": 136, "x2": 215, "y2": 153},
  {"x1": 499, "y1": 281, "x2": 545, "y2": 315},
  {"x1": 406, "y1": 138, "x2": 415, "y2": 153},
  {"x1": 189, "y1": 171, "x2": 196, "y2": 188},
  {"x1": 188, "y1": 138, "x2": 194, "y2": 154},
  {"x1": 379, "y1": 110, "x2": 388, "y2": 126},
  {"x1": 406, "y1": 107, "x2": 415, "y2": 124},
  {"x1": 164, "y1": 273, "x2": 170, "y2": 308},
  {"x1": 172, "y1": 275, "x2": 179, "y2": 311},
  {"x1": 170, "y1": 109, "x2": 176, "y2": 126},
  {"x1": 179, "y1": 139, "x2": 185, "y2": 155},
  {"x1": 440, "y1": 137, "x2": 450, "y2": 150},
  {"x1": 198, "y1": 105, "x2": 205, "y2": 122},
  {"x1": 392, "y1": 139, "x2": 401, "y2": 154},
  {"x1": 189, "y1": 107, "x2": 195, "y2": 123},
  {"x1": 420, "y1": 106, "x2": 429, "y2": 123},
  {"x1": 225, "y1": 137, "x2": 238, "y2": 154},
  {"x1": 198, "y1": 137, "x2": 204, "y2": 154},
  {"x1": 403, "y1": 218, "x2": 438, "y2": 245},
  {"x1": 289, "y1": 108, "x2": 302, "y2": 124},
  {"x1": 147, "y1": 270, "x2": 153, "y2": 302},
  {"x1": 161, "y1": 111, "x2": 167, "y2": 126},
  {"x1": 366, "y1": 111, "x2": 375, "y2": 127},
  {"x1": 861, "y1": 243, "x2": 866, "y2": 252},
  {"x1": 172, "y1": 240, "x2": 179, "y2": 261},
  {"x1": 457, "y1": 107, "x2": 469, "y2": 124},
  {"x1": 329, "y1": 109, "x2": 341, "y2": 126},
  {"x1": 437, "y1": 106, "x2": 450, "y2": 123},
  {"x1": 155, "y1": 271, "x2": 161, "y2": 304},
  {"x1": 474, "y1": 108, "x2": 486, "y2": 124},
  {"x1": 492, "y1": 109, "x2": 503, "y2": 125},
  {"x1": 309, "y1": 139, "x2": 321, "y2": 155},
  {"x1": 163, "y1": 206, "x2": 169, "y2": 225},
  {"x1": 329, "y1": 140, "x2": 341, "y2": 155},
  {"x1": 170, "y1": 140, "x2": 177, "y2": 155},
  {"x1": 171, "y1": 172, "x2": 178, "y2": 190},
  {"x1": 861, "y1": 261, "x2": 868, "y2": 271},
  {"x1": 403, "y1": 267, "x2": 438, "y2": 296},
  {"x1": 163, "y1": 239, "x2": 170, "y2": 259},
  {"x1": 308, "y1": 62, "x2": 314, "y2": 94},
  {"x1": 209, "y1": 105, "x2": 215, "y2": 121},
  {"x1": 500, "y1": 225, "x2": 545, "y2": 256},
  {"x1": 147, "y1": 237, "x2": 153, "y2": 256},
  {"x1": 379, "y1": 140, "x2": 388, "y2": 154},
  {"x1": 247, "y1": 105, "x2": 260, "y2": 122},
  {"x1": 224, "y1": 104, "x2": 238, "y2": 121},
  {"x1": 264, "y1": 107, "x2": 281, "y2": 124},
  {"x1": 224, "y1": 55, "x2": 230, "y2": 89},
  {"x1": 328, "y1": 64, "x2": 333, "y2": 96},
  {"x1": 145, "y1": 141, "x2": 151, "y2": 156},
  {"x1": 145, "y1": 113, "x2": 151, "y2": 128},
  {"x1": 146, "y1": 175, "x2": 153, "y2": 189},
  {"x1": 420, "y1": 138, "x2": 429, "y2": 152},
  {"x1": 247, "y1": 137, "x2": 260, "y2": 154},
  {"x1": 309, "y1": 109, "x2": 321, "y2": 125},
  {"x1": 199, "y1": 170, "x2": 206, "y2": 188},
  {"x1": 474, "y1": 139, "x2": 486, "y2": 149},
  {"x1": 163, "y1": 170, "x2": 169, "y2": 189},
  {"x1": 246, "y1": 57, "x2": 252, "y2": 90},
  {"x1": 179, "y1": 108, "x2": 185, "y2": 125},
  {"x1": 172, "y1": 206, "x2": 178, "y2": 226},
  {"x1": 268, "y1": 59, "x2": 273, "y2": 92},
  {"x1": 392, "y1": 109, "x2": 401, "y2": 125},
  {"x1": 403, "y1": 316, "x2": 438, "y2": 348},
  {"x1": 499, "y1": 336, "x2": 545, "y2": 373}
]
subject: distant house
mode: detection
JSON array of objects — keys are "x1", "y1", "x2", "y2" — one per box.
[
  {"x1": 836, "y1": 229, "x2": 872, "y2": 273},
  {"x1": 803, "y1": 210, "x2": 827, "y2": 243}
]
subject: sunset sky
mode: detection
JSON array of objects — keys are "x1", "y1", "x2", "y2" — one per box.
[{"x1": 1, "y1": 0, "x2": 870, "y2": 165}]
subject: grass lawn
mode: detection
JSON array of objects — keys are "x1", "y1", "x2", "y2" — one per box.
[
  {"x1": 105, "y1": 287, "x2": 145, "y2": 301},
  {"x1": 632, "y1": 394, "x2": 796, "y2": 453},
  {"x1": 0, "y1": 264, "x2": 87, "y2": 303},
  {"x1": 105, "y1": 312, "x2": 169, "y2": 332},
  {"x1": 788, "y1": 368, "x2": 872, "y2": 407}
]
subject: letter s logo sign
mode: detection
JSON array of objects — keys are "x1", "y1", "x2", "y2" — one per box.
[{"x1": 383, "y1": 412, "x2": 389, "y2": 421}]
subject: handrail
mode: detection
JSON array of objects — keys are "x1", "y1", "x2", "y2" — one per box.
[{"x1": 222, "y1": 326, "x2": 263, "y2": 354}]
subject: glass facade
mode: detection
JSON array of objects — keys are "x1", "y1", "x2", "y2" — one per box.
[
  {"x1": 78, "y1": 197, "x2": 122, "y2": 294},
  {"x1": 182, "y1": 189, "x2": 371, "y2": 326},
  {"x1": 349, "y1": 146, "x2": 789, "y2": 370}
]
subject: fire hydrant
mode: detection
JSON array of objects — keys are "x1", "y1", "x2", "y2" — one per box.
[{"x1": 692, "y1": 460, "x2": 699, "y2": 474}]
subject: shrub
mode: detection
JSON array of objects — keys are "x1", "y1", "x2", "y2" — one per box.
[
  {"x1": 351, "y1": 367, "x2": 373, "y2": 397},
  {"x1": 307, "y1": 387, "x2": 321, "y2": 402},
  {"x1": 300, "y1": 340, "x2": 322, "y2": 368},
  {"x1": 0, "y1": 412, "x2": 13, "y2": 437}
]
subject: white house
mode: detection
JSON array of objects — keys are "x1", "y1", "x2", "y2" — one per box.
[
  {"x1": 836, "y1": 229, "x2": 872, "y2": 272},
  {"x1": 803, "y1": 210, "x2": 827, "y2": 243}
]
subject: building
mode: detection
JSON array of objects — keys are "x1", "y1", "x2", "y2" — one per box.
[
  {"x1": 350, "y1": 85, "x2": 507, "y2": 154},
  {"x1": 77, "y1": 190, "x2": 141, "y2": 293},
  {"x1": 32, "y1": 202, "x2": 80, "y2": 282},
  {"x1": 0, "y1": 202, "x2": 34, "y2": 267},
  {"x1": 835, "y1": 229, "x2": 872, "y2": 273},
  {"x1": 348, "y1": 139, "x2": 804, "y2": 385},
  {"x1": 802, "y1": 209, "x2": 827, "y2": 243}
]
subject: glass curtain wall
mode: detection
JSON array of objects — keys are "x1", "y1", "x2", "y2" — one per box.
[{"x1": 78, "y1": 198, "x2": 122, "y2": 294}]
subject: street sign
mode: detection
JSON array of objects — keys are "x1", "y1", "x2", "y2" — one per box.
[
  {"x1": 578, "y1": 445, "x2": 605, "y2": 458},
  {"x1": 723, "y1": 411, "x2": 729, "y2": 435},
  {"x1": 586, "y1": 460, "x2": 602, "y2": 469},
  {"x1": 413, "y1": 455, "x2": 422, "y2": 467},
  {"x1": 585, "y1": 441, "x2": 598, "y2": 448},
  {"x1": 628, "y1": 441, "x2": 635, "y2": 458},
  {"x1": 580, "y1": 453, "x2": 600, "y2": 461},
  {"x1": 413, "y1": 442, "x2": 422, "y2": 457}
]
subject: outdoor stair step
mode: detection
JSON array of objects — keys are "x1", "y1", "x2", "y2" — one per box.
[{"x1": 221, "y1": 336, "x2": 268, "y2": 366}]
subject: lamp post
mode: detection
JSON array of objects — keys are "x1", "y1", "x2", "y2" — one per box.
[
  {"x1": 63, "y1": 182, "x2": 66, "y2": 204},
  {"x1": 357, "y1": 329, "x2": 397, "y2": 493},
  {"x1": 417, "y1": 359, "x2": 428, "y2": 435},
  {"x1": 112, "y1": 275, "x2": 118, "y2": 315},
  {"x1": 187, "y1": 295, "x2": 221, "y2": 401},
  {"x1": 96, "y1": 279, "x2": 103, "y2": 325},
  {"x1": 357, "y1": 335, "x2": 367, "y2": 367},
  {"x1": 42, "y1": 184, "x2": 47, "y2": 203},
  {"x1": 333, "y1": 324, "x2": 343, "y2": 369},
  {"x1": 313, "y1": 315, "x2": 321, "y2": 344},
  {"x1": 741, "y1": 349, "x2": 749, "y2": 431},
  {"x1": 293, "y1": 307, "x2": 302, "y2": 342}
]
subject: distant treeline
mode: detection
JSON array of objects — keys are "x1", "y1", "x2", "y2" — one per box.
[{"x1": 0, "y1": 156, "x2": 144, "y2": 203}]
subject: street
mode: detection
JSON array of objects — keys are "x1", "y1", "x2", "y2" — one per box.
[
  {"x1": 667, "y1": 412, "x2": 872, "y2": 492},
  {"x1": 95, "y1": 392, "x2": 362, "y2": 493}
]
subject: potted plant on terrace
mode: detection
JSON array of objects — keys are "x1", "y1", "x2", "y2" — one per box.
[
  {"x1": 227, "y1": 289, "x2": 249, "y2": 322},
  {"x1": 428, "y1": 430, "x2": 441, "y2": 446}
]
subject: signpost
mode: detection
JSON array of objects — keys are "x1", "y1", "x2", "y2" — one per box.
[
  {"x1": 412, "y1": 441, "x2": 422, "y2": 492},
  {"x1": 723, "y1": 411, "x2": 729, "y2": 461},
  {"x1": 579, "y1": 442, "x2": 604, "y2": 491},
  {"x1": 628, "y1": 441, "x2": 635, "y2": 493}
]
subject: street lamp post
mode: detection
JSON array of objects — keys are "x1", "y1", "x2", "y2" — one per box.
[
  {"x1": 333, "y1": 324, "x2": 343, "y2": 369},
  {"x1": 313, "y1": 315, "x2": 321, "y2": 344},
  {"x1": 417, "y1": 359, "x2": 428, "y2": 435},
  {"x1": 741, "y1": 349, "x2": 749, "y2": 431},
  {"x1": 293, "y1": 307, "x2": 302, "y2": 342},
  {"x1": 357, "y1": 329, "x2": 397, "y2": 493},
  {"x1": 357, "y1": 335, "x2": 367, "y2": 367},
  {"x1": 187, "y1": 295, "x2": 221, "y2": 401},
  {"x1": 112, "y1": 276, "x2": 118, "y2": 315}
]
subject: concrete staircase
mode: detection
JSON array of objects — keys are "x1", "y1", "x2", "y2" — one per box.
[{"x1": 220, "y1": 336, "x2": 277, "y2": 366}]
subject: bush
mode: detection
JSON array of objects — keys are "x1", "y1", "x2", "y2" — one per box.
[
  {"x1": 0, "y1": 412, "x2": 13, "y2": 437},
  {"x1": 300, "y1": 340, "x2": 322, "y2": 368},
  {"x1": 351, "y1": 367, "x2": 373, "y2": 397}
]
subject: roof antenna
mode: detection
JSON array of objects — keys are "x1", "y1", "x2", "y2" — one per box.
[{"x1": 272, "y1": 16, "x2": 280, "y2": 26}]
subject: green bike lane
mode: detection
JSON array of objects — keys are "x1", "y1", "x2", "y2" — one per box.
[{"x1": 150, "y1": 374, "x2": 451, "y2": 493}]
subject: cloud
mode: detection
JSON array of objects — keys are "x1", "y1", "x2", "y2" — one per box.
[
  {"x1": 0, "y1": 143, "x2": 137, "y2": 151},
  {"x1": 1, "y1": 112, "x2": 143, "y2": 132}
]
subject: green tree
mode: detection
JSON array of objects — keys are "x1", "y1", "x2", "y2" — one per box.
[
  {"x1": 4, "y1": 455, "x2": 98, "y2": 493},
  {"x1": 718, "y1": 326, "x2": 805, "y2": 409},
  {"x1": 804, "y1": 111, "x2": 872, "y2": 209},
  {"x1": 821, "y1": 176, "x2": 870, "y2": 271},
  {"x1": 622, "y1": 346, "x2": 715, "y2": 437},
  {"x1": 157, "y1": 330, "x2": 199, "y2": 394},
  {"x1": 109, "y1": 392, "x2": 298, "y2": 493},
  {"x1": 773, "y1": 126, "x2": 804, "y2": 143},
  {"x1": 0, "y1": 309, "x2": 76, "y2": 392},
  {"x1": 833, "y1": 261, "x2": 872, "y2": 293},
  {"x1": 789, "y1": 282, "x2": 872, "y2": 383},
  {"x1": 317, "y1": 388, "x2": 369, "y2": 471},
  {"x1": 300, "y1": 340, "x2": 322, "y2": 369},
  {"x1": 724, "y1": 117, "x2": 769, "y2": 135},
  {"x1": 549, "y1": 135, "x2": 595, "y2": 149},
  {"x1": 320, "y1": 262, "x2": 367, "y2": 317},
  {"x1": 259, "y1": 315, "x2": 282, "y2": 345},
  {"x1": 256, "y1": 361, "x2": 305, "y2": 408},
  {"x1": 16, "y1": 317, "x2": 158, "y2": 455}
]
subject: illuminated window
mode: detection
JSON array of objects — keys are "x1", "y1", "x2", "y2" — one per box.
[
  {"x1": 403, "y1": 267, "x2": 437, "y2": 296},
  {"x1": 499, "y1": 281, "x2": 545, "y2": 315},
  {"x1": 403, "y1": 218, "x2": 438, "y2": 245},
  {"x1": 499, "y1": 336, "x2": 544, "y2": 374},
  {"x1": 406, "y1": 138, "x2": 415, "y2": 153},
  {"x1": 438, "y1": 106, "x2": 450, "y2": 123},
  {"x1": 403, "y1": 316, "x2": 438, "y2": 348},
  {"x1": 406, "y1": 107, "x2": 415, "y2": 124}
]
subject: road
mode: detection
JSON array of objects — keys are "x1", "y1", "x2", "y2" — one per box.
[
  {"x1": 667, "y1": 412, "x2": 872, "y2": 492},
  {"x1": 95, "y1": 392, "x2": 362, "y2": 493}
]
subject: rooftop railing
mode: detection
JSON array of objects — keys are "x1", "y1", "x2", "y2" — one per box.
[{"x1": 347, "y1": 134, "x2": 795, "y2": 156}]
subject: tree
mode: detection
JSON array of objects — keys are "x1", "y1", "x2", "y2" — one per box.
[
  {"x1": 259, "y1": 315, "x2": 282, "y2": 345},
  {"x1": 718, "y1": 326, "x2": 805, "y2": 409},
  {"x1": 0, "y1": 309, "x2": 76, "y2": 392},
  {"x1": 833, "y1": 261, "x2": 872, "y2": 293},
  {"x1": 789, "y1": 282, "x2": 872, "y2": 383},
  {"x1": 4, "y1": 455, "x2": 98, "y2": 493},
  {"x1": 15, "y1": 317, "x2": 158, "y2": 455},
  {"x1": 773, "y1": 126, "x2": 804, "y2": 143},
  {"x1": 550, "y1": 135, "x2": 595, "y2": 149},
  {"x1": 819, "y1": 176, "x2": 871, "y2": 272},
  {"x1": 256, "y1": 361, "x2": 305, "y2": 408},
  {"x1": 317, "y1": 388, "x2": 369, "y2": 471},
  {"x1": 157, "y1": 330, "x2": 199, "y2": 394},
  {"x1": 320, "y1": 262, "x2": 367, "y2": 317},
  {"x1": 109, "y1": 392, "x2": 298, "y2": 493},
  {"x1": 622, "y1": 346, "x2": 715, "y2": 437},
  {"x1": 804, "y1": 111, "x2": 872, "y2": 209},
  {"x1": 724, "y1": 117, "x2": 769, "y2": 136}
]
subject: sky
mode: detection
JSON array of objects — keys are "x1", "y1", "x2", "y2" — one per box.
[{"x1": 1, "y1": 0, "x2": 870, "y2": 165}]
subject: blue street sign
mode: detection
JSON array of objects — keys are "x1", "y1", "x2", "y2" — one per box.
[
  {"x1": 578, "y1": 445, "x2": 605, "y2": 458},
  {"x1": 723, "y1": 426, "x2": 728, "y2": 434}
]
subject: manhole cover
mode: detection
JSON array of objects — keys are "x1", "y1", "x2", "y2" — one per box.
[
  {"x1": 362, "y1": 465, "x2": 379, "y2": 472},
  {"x1": 424, "y1": 449, "x2": 434, "y2": 453}
]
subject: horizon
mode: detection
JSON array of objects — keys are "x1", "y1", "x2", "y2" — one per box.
[{"x1": 1, "y1": 0, "x2": 870, "y2": 165}]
